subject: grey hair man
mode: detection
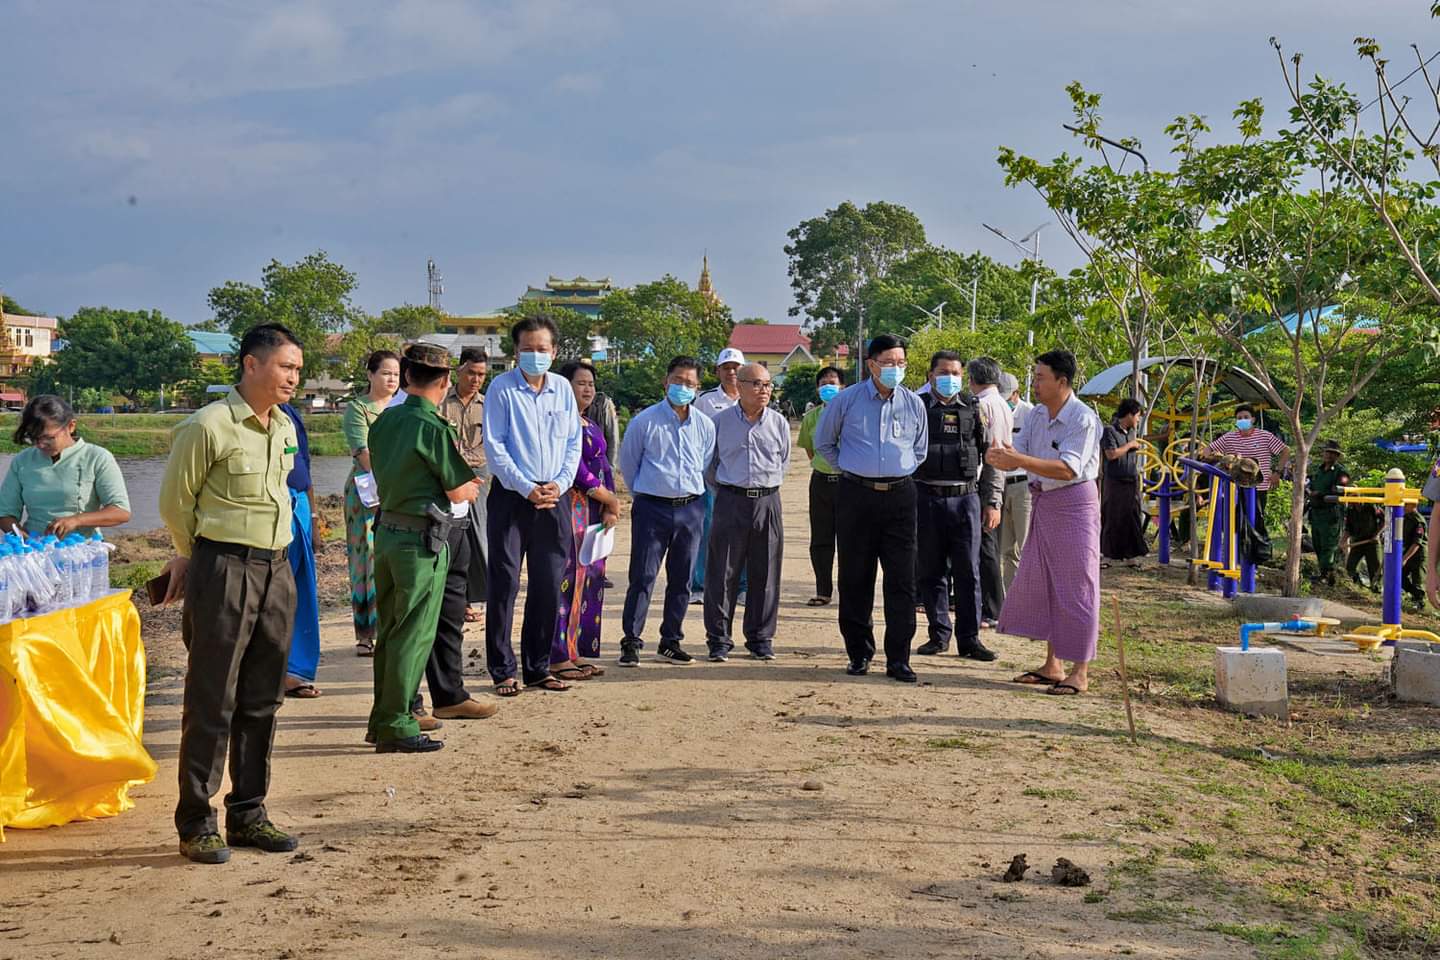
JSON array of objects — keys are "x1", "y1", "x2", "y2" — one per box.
[
  {"x1": 966, "y1": 357, "x2": 1012, "y2": 626},
  {"x1": 997, "y1": 371, "x2": 1034, "y2": 590}
]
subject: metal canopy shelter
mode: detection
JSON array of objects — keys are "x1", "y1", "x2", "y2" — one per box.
[{"x1": 1077, "y1": 356, "x2": 1270, "y2": 405}]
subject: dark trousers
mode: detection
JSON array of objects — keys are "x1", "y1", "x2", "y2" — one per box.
[
  {"x1": 836, "y1": 476, "x2": 917, "y2": 668},
  {"x1": 424, "y1": 523, "x2": 473, "y2": 709},
  {"x1": 622, "y1": 495, "x2": 705, "y2": 647},
  {"x1": 175, "y1": 538, "x2": 296, "y2": 839},
  {"x1": 486, "y1": 484, "x2": 572, "y2": 685},
  {"x1": 1347, "y1": 540, "x2": 1380, "y2": 587},
  {"x1": 465, "y1": 475, "x2": 489, "y2": 604},
  {"x1": 808, "y1": 472, "x2": 840, "y2": 597},
  {"x1": 916, "y1": 489, "x2": 981, "y2": 649},
  {"x1": 978, "y1": 524, "x2": 1003, "y2": 621},
  {"x1": 704, "y1": 488, "x2": 783, "y2": 655},
  {"x1": 1404, "y1": 554, "x2": 1427, "y2": 605}
]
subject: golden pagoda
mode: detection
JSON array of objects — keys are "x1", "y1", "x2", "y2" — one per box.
[{"x1": 698, "y1": 254, "x2": 723, "y2": 308}]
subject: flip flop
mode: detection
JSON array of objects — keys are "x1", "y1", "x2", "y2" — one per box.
[
  {"x1": 285, "y1": 683, "x2": 322, "y2": 699},
  {"x1": 355, "y1": 640, "x2": 375, "y2": 657},
  {"x1": 528, "y1": 676, "x2": 572, "y2": 692},
  {"x1": 806, "y1": 596, "x2": 831, "y2": 606},
  {"x1": 495, "y1": 679, "x2": 521, "y2": 697},
  {"x1": 574, "y1": 661, "x2": 605, "y2": 677},
  {"x1": 1047, "y1": 683, "x2": 1084, "y2": 696},
  {"x1": 1013, "y1": 671, "x2": 1061, "y2": 686},
  {"x1": 464, "y1": 608, "x2": 484, "y2": 623},
  {"x1": 551, "y1": 666, "x2": 593, "y2": 681}
]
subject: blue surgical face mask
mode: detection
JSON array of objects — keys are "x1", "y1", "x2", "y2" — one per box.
[
  {"x1": 877, "y1": 365, "x2": 904, "y2": 389},
  {"x1": 519, "y1": 351, "x2": 552, "y2": 376},
  {"x1": 818, "y1": 383, "x2": 841, "y2": 404},
  {"x1": 1236, "y1": 418, "x2": 1253, "y2": 431},
  {"x1": 667, "y1": 383, "x2": 697, "y2": 407},
  {"x1": 934, "y1": 374, "x2": 962, "y2": 398}
]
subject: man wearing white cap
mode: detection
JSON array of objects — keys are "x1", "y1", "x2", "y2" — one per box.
[{"x1": 689, "y1": 347, "x2": 747, "y2": 604}]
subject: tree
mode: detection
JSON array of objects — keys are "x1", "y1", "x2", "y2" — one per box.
[
  {"x1": 2, "y1": 294, "x2": 33, "y2": 316},
  {"x1": 738, "y1": 316, "x2": 769, "y2": 325},
  {"x1": 207, "y1": 251, "x2": 360, "y2": 376},
  {"x1": 379, "y1": 303, "x2": 443, "y2": 341},
  {"x1": 502, "y1": 301, "x2": 596, "y2": 361},
  {"x1": 50, "y1": 307, "x2": 198, "y2": 408},
  {"x1": 784, "y1": 201, "x2": 926, "y2": 375},
  {"x1": 600, "y1": 275, "x2": 733, "y2": 410}
]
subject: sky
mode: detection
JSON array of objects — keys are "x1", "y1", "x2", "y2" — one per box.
[{"x1": 1, "y1": 1, "x2": 1435, "y2": 326}]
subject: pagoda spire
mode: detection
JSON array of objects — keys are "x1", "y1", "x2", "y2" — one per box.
[{"x1": 698, "y1": 252, "x2": 722, "y2": 307}]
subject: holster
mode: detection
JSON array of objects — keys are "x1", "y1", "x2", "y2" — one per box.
[{"x1": 424, "y1": 502, "x2": 464, "y2": 555}]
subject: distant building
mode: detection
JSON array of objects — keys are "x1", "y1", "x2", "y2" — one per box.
[
  {"x1": 519, "y1": 275, "x2": 614, "y2": 318},
  {"x1": 0, "y1": 308, "x2": 57, "y2": 380},
  {"x1": 427, "y1": 312, "x2": 510, "y2": 364},
  {"x1": 698, "y1": 254, "x2": 723, "y2": 308},
  {"x1": 727, "y1": 324, "x2": 814, "y2": 378}
]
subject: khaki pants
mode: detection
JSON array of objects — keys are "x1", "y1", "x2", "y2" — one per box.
[{"x1": 1000, "y1": 479, "x2": 1032, "y2": 590}]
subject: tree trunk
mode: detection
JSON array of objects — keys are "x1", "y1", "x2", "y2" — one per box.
[{"x1": 1283, "y1": 441, "x2": 1308, "y2": 597}]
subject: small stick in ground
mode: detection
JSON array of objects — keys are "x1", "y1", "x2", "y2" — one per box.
[{"x1": 1112, "y1": 594, "x2": 1137, "y2": 744}]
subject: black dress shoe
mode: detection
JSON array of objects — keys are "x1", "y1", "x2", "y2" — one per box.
[
  {"x1": 376, "y1": 734, "x2": 445, "y2": 754},
  {"x1": 915, "y1": 639, "x2": 948, "y2": 656},
  {"x1": 956, "y1": 639, "x2": 998, "y2": 662},
  {"x1": 886, "y1": 664, "x2": 918, "y2": 683},
  {"x1": 846, "y1": 658, "x2": 870, "y2": 676}
]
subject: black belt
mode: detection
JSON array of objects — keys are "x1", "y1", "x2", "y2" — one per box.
[
  {"x1": 639, "y1": 493, "x2": 701, "y2": 507},
  {"x1": 195, "y1": 537, "x2": 287, "y2": 562},
  {"x1": 841, "y1": 473, "x2": 912, "y2": 492},
  {"x1": 917, "y1": 479, "x2": 977, "y2": 497},
  {"x1": 376, "y1": 510, "x2": 469, "y2": 532},
  {"x1": 1005, "y1": 475, "x2": 1029, "y2": 486},
  {"x1": 816, "y1": 473, "x2": 841, "y2": 483},
  {"x1": 719, "y1": 483, "x2": 779, "y2": 499}
]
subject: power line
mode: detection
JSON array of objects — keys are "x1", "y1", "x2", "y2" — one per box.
[{"x1": 1361, "y1": 47, "x2": 1440, "y2": 112}]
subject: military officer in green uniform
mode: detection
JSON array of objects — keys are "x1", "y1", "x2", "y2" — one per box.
[
  {"x1": 1308, "y1": 439, "x2": 1348, "y2": 585},
  {"x1": 366, "y1": 343, "x2": 482, "y2": 754}
]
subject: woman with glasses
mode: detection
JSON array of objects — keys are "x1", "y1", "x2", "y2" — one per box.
[
  {"x1": 342, "y1": 350, "x2": 400, "y2": 656},
  {"x1": 0, "y1": 394, "x2": 131, "y2": 539}
]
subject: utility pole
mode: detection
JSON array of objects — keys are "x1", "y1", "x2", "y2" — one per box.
[
  {"x1": 983, "y1": 222, "x2": 1049, "y2": 401},
  {"x1": 427, "y1": 259, "x2": 444, "y2": 312}
]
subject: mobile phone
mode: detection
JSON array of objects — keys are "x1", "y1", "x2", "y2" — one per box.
[{"x1": 145, "y1": 570, "x2": 171, "y2": 606}]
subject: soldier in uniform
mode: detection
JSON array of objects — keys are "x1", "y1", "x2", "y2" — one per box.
[
  {"x1": 1307, "y1": 439, "x2": 1347, "y2": 585},
  {"x1": 914, "y1": 352, "x2": 1002, "y2": 661},
  {"x1": 366, "y1": 343, "x2": 482, "y2": 753}
]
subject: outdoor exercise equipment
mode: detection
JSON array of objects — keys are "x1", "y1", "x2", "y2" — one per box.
[
  {"x1": 1335, "y1": 469, "x2": 1440, "y2": 651},
  {"x1": 1178, "y1": 455, "x2": 1260, "y2": 598},
  {"x1": 1237, "y1": 619, "x2": 1318, "y2": 650},
  {"x1": 1137, "y1": 436, "x2": 1202, "y2": 566}
]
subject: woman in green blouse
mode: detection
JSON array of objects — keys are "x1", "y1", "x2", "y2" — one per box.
[
  {"x1": 342, "y1": 350, "x2": 400, "y2": 655},
  {"x1": 0, "y1": 395, "x2": 131, "y2": 538}
]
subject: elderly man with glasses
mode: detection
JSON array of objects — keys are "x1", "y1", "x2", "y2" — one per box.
[{"x1": 702, "y1": 362, "x2": 791, "y2": 661}]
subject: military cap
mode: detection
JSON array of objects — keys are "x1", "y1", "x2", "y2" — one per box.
[
  {"x1": 402, "y1": 342, "x2": 452, "y2": 369},
  {"x1": 1322, "y1": 439, "x2": 1342, "y2": 453}
]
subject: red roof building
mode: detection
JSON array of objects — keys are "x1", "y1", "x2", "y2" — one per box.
[{"x1": 727, "y1": 324, "x2": 814, "y2": 372}]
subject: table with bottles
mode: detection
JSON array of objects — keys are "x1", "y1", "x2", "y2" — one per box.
[{"x1": 0, "y1": 532, "x2": 158, "y2": 840}]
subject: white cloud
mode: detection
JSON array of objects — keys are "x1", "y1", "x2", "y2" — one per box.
[
  {"x1": 552, "y1": 72, "x2": 603, "y2": 96},
  {"x1": 242, "y1": 4, "x2": 348, "y2": 66},
  {"x1": 372, "y1": 92, "x2": 506, "y2": 140}
]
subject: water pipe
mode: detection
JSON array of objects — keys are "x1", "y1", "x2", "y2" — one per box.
[{"x1": 1238, "y1": 620, "x2": 1317, "y2": 651}]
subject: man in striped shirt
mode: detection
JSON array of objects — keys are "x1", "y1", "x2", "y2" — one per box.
[{"x1": 1204, "y1": 403, "x2": 1290, "y2": 545}]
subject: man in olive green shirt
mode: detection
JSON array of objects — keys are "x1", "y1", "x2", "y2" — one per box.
[
  {"x1": 157, "y1": 323, "x2": 303, "y2": 865},
  {"x1": 368, "y1": 343, "x2": 481, "y2": 753},
  {"x1": 796, "y1": 365, "x2": 844, "y2": 605}
]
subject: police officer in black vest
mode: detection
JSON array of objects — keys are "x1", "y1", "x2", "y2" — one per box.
[{"x1": 915, "y1": 351, "x2": 1002, "y2": 661}]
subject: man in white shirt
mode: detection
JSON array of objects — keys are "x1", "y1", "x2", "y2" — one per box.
[
  {"x1": 967, "y1": 358, "x2": 1012, "y2": 627},
  {"x1": 998, "y1": 371, "x2": 1033, "y2": 590}
]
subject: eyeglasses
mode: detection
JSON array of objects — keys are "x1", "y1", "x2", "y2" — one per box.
[
  {"x1": 739, "y1": 379, "x2": 774, "y2": 390},
  {"x1": 34, "y1": 427, "x2": 68, "y2": 445},
  {"x1": 872, "y1": 360, "x2": 906, "y2": 369}
]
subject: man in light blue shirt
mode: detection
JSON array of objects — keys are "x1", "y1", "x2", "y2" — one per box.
[
  {"x1": 481, "y1": 314, "x2": 583, "y2": 695},
  {"x1": 702, "y1": 363, "x2": 791, "y2": 662},
  {"x1": 812, "y1": 333, "x2": 928, "y2": 683},
  {"x1": 617, "y1": 356, "x2": 717, "y2": 666}
]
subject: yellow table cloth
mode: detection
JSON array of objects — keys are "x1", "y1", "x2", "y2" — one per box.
[{"x1": 0, "y1": 590, "x2": 157, "y2": 840}]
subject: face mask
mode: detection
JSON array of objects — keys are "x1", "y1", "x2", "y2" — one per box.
[
  {"x1": 1007, "y1": 398, "x2": 1018, "y2": 410},
  {"x1": 519, "y1": 351, "x2": 552, "y2": 376},
  {"x1": 1235, "y1": 418, "x2": 1253, "y2": 431},
  {"x1": 667, "y1": 384, "x2": 696, "y2": 407},
  {"x1": 818, "y1": 383, "x2": 841, "y2": 404},
  {"x1": 934, "y1": 374, "x2": 962, "y2": 398},
  {"x1": 877, "y1": 365, "x2": 904, "y2": 389}
]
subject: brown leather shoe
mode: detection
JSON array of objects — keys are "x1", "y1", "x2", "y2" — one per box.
[
  {"x1": 432, "y1": 698, "x2": 499, "y2": 720},
  {"x1": 415, "y1": 713, "x2": 444, "y2": 732}
]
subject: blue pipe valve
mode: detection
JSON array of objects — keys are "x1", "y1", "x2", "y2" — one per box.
[{"x1": 1238, "y1": 620, "x2": 1316, "y2": 651}]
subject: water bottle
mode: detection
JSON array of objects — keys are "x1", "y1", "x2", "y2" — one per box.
[
  {"x1": 41, "y1": 536, "x2": 72, "y2": 609},
  {"x1": 0, "y1": 548, "x2": 12, "y2": 624},
  {"x1": 61, "y1": 535, "x2": 85, "y2": 603},
  {"x1": 91, "y1": 532, "x2": 113, "y2": 598},
  {"x1": 18, "y1": 543, "x2": 54, "y2": 611}
]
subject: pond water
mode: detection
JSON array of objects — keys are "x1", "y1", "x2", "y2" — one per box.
[{"x1": 0, "y1": 455, "x2": 356, "y2": 532}]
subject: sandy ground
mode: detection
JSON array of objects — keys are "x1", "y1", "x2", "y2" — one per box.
[{"x1": 0, "y1": 453, "x2": 1400, "y2": 959}]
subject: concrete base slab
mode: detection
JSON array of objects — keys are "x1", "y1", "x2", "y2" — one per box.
[
  {"x1": 1392, "y1": 640, "x2": 1440, "y2": 705},
  {"x1": 1216, "y1": 646, "x2": 1289, "y2": 719}
]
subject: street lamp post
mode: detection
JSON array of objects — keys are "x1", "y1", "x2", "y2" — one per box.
[{"x1": 982, "y1": 221, "x2": 1049, "y2": 401}]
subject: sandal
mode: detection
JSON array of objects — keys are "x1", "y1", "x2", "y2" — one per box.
[
  {"x1": 495, "y1": 678, "x2": 521, "y2": 697},
  {"x1": 1047, "y1": 682, "x2": 1085, "y2": 696},
  {"x1": 355, "y1": 639, "x2": 375, "y2": 657},
  {"x1": 528, "y1": 676, "x2": 572, "y2": 692},
  {"x1": 551, "y1": 665, "x2": 593, "y2": 681},
  {"x1": 575, "y1": 660, "x2": 605, "y2": 677},
  {"x1": 1013, "y1": 671, "x2": 1062, "y2": 686},
  {"x1": 465, "y1": 607, "x2": 484, "y2": 623},
  {"x1": 285, "y1": 682, "x2": 322, "y2": 699},
  {"x1": 806, "y1": 596, "x2": 831, "y2": 606}
]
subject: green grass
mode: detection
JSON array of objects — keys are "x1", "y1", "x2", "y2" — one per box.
[
  {"x1": 0, "y1": 413, "x2": 347, "y2": 457},
  {"x1": 109, "y1": 560, "x2": 162, "y2": 591},
  {"x1": 1175, "y1": 840, "x2": 1216, "y2": 861},
  {"x1": 924, "y1": 736, "x2": 974, "y2": 750},
  {"x1": 1021, "y1": 786, "x2": 1080, "y2": 801}
]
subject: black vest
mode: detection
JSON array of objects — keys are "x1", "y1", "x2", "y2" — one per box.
[{"x1": 916, "y1": 392, "x2": 982, "y2": 483}]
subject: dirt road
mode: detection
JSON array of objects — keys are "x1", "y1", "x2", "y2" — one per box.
[{"x1": 0, "y1": 453, "x2": 1416, "y2": 959}]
